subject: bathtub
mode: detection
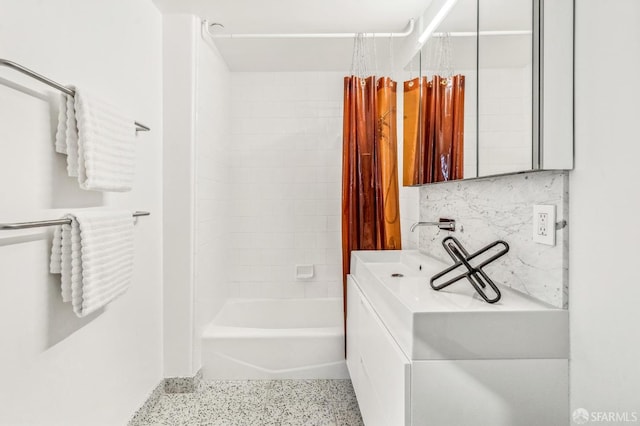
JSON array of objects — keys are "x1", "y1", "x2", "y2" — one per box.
[{"x1": 201, "y1": 298, "x2": 349, "y2": 379}]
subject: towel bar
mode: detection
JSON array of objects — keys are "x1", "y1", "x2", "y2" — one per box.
[
  {"x1": 0, "y1": 211, "x2": 150, "y2": 230},
  {"x1": 0, "y1": 58, "x2": 150, "y2": 132}
]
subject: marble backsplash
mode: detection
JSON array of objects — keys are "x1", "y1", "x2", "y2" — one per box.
[{"x1": 418, "y1": 170, "x2": 569, "y2": 308}]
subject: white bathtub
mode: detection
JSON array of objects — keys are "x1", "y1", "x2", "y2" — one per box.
[{"x1": 201, "y1": 298, "x2": 349, "y2": 379}]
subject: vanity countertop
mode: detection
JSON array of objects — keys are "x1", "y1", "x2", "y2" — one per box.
[{"x1": 350, "y1": 250, "x2": 569, "y2": 360}]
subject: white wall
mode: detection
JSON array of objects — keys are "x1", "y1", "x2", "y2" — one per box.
[
  {"x1": 193, "y1": 28, "x2": 231, "y2": 370},
  {"x1": 0, "y1": 0, "x2": 163, "y2": 424},
  {"x1": 227, "y1": 72, "x2": 344, "y2": 299},
  {"x1": 162, "y1": 14, "x2": 197, "y2": 378},
  {"x1": 570, "y1": 0, "x2": 640, "y2": 418},
  {"x1": 163, "y1": 15, "x2": 231, "y2": 376}
]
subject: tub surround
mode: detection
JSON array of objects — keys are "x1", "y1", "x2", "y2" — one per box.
[
  {"x1": 201, "y1": 298, "x2": 348, "y2": 379},
  {"x1": 228, "y1": 72, "x2": 344, "y2": 300},
  {"x1": 418, "y1": 170, "x2": 569, "y2": 308}
]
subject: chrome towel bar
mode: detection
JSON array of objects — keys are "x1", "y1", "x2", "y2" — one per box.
[
  {"x1": 0, "y1": 211, "x2": 150, "y2": 230},
  {"x1": 0, "y1": 58, "x2": 150, "y2": 132}
]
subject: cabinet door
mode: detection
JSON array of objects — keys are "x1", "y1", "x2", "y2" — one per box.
[
  {"x1": 411, "y1": 359, "x2": 568, "y2": 426},
  {"x1": 347, "y1": 275, "x2": 411, "y2": 426}
]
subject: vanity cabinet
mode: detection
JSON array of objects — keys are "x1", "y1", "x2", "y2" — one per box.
[
  {"x1": 346, "y1": 274, "x2": 569, "y2": 426},
  {"x1": 346, "y1": 275, "x2": 411, "y2": 426}
]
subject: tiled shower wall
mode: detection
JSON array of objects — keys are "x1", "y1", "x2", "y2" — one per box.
[
  {"x1": 418, "y1": 170, "x2": 569, "y2": 308},
  {"x1": 227, "y1": 72, "x2": 427, "y2": 297},
  {"x1": 194, "y1": 36, "x2": 231, "y2": 367},
  {"x1": 228, "y1": 72, "x2": 344, "y2": 298}
]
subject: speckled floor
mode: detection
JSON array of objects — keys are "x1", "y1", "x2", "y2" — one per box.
[{"x1": 132, "y1": 379, "x2": 364, "y2": 426}]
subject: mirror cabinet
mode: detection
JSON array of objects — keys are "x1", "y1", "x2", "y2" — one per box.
[{"x1": 403, "y1": 0, "x2": 573, "y2": 186}]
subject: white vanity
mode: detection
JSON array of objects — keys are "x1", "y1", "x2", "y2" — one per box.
[{"x1": 347, "y1": 250, "x2": 569, "y2": 426}]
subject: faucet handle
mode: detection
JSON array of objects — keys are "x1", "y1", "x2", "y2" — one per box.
[{"x1": 438, "y1": 218, "x2": 456, "y2": 231}]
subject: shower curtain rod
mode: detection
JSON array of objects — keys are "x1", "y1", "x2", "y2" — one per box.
[
  {"x1": 433, "y1": 30, "x2": 532, "y2": 37},
  {"x1": 203, "y1": 19, "x2": 415, "y2": 39}
]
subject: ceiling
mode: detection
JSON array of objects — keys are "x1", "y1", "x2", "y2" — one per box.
[
  {"x1": 153, "y1": 0, "x2": 533, "y2": 72},
  {"x1": 152, "y1": 0, "x2": 429, "y2": 71}
]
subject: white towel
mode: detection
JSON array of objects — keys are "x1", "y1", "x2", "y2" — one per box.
[
  {"x1": 65, "y1": 93, "x2": 79, "y2": 177},
  {"x1": 53, "y1": 87, "x2": 136, "y2": 191},
  {"x1": 74, "y1": 89, "x2": 136, "y2": 192},
  {"x1": 50, "y1": 210, "x2": 135, "y2": 317},
  {"x1": 62, "y1": 219, "x2": 80, "y2": 303},
  {"x1": 54, "y1": 94, "x2": 68, "y2": 154},
  {"x1": 49, "y1": 226, "x2": 62, "y2": 273},
  {"x1": 49, "y1": 223, "x2": 79, "y2": 302},
  {"x1": 53, "y1": 88, "x2": 80, "y2": 177}
]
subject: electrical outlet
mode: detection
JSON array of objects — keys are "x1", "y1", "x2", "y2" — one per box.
[
  {"x1": 533, "y1": 205, "x2": 556, "y2": 246},
  {"x1": 538, "y1": 212, "x2": 548, "y2": 236}
]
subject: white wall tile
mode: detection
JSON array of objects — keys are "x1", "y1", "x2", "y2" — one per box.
[
  {"x1": 304, "y1": 283, "x2": 329, "y2": 298},
  {"x1": 228, "y1": 72, "x2": 345, "y2": 299},
  {"x1": 328, "y1": 281, "x2": 344, "y2": 298}
]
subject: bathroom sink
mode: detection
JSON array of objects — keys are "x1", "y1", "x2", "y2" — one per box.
[
  {"x1": 351, "y1": 250, "x2": 429, "y2": 278},
  {"x1": 350, "y1": 250, "x2": 569, "y2": 360}
]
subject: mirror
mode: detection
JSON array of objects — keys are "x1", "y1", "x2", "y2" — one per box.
[
  {"x1": 478, "y1": 0, "x2": 532, "y2": 176},
  {"x1": 402, "y1": 0, "x2": 573, "y2": 186},
  {"x1": 403, "y1": 0, "x2": 477, "y2": 185}
]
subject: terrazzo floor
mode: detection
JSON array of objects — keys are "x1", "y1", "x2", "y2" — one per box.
[{"x1": 132, "y1": 379, "x2": 364, "y2": 426}]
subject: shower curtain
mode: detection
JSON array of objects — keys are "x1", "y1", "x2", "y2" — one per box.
[
  {"x1": 341, "y1": 74, "x2": 402, "y2": 339},
  {"x1": 403, "y1": 76, "x2": 432, "y2": 185},
  {"x1": 404, "y1": 74, "x2": 465, "y2": 184},
  {"x1": 375, "y1": 77, "x2": 402, "y2": 251}
]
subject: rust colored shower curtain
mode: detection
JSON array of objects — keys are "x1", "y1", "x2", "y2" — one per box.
[
  {"x1": 375, "y1": 77, "x2": 401, "y2": 251},
  {"x1": 342, "y1": 75, "x2": 402, "y2": 340},
  {"x1": 404, "y1": 74, "x2": 465, "y2": 185},
  {"x1": 403, "y1": 77, "x2": 433, "y2": 185}
]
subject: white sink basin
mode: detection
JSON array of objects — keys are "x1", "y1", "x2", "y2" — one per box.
[{"x1": 350, "y1": 250, "x2": 569, "y2": 360}]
